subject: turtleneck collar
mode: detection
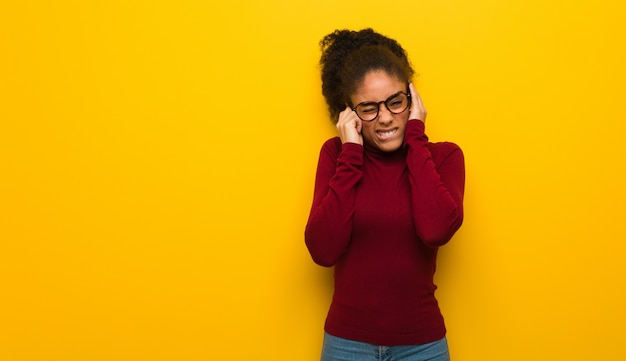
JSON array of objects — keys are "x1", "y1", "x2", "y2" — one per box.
[{"x1": 363, "y1": 140, "x2": 406, "y2": 161}]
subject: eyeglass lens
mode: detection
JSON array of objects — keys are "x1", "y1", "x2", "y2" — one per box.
[{"x1": 355, "y1": 92, "x2": 409, "y2": 121}]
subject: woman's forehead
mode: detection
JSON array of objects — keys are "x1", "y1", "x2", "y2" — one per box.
[{"x1": 352, "y1": 71, "x2": 405, "y2": 102}]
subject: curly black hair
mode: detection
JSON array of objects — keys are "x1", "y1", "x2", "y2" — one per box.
[{"x1": 319, "y1": 28, "x2": 414, "y2": 122}]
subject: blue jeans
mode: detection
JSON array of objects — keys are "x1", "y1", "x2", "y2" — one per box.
[{"x1": 321, "y1": 332, "x2": 450, "y2": 361}]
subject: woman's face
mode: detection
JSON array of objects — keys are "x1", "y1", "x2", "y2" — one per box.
[{"x1": 350, "y1": 71, "x2": 409, "y2": 152}]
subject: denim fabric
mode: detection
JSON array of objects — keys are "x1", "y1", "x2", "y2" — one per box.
[{"x1": 321, "y1": 332, "x2": 450, "y2": 361}]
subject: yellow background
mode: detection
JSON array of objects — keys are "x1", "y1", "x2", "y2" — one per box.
[{"x1": 1, "y1": 0, "x2": 625, "y2": 360}]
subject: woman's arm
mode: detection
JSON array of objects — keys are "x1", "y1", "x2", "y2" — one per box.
[
  {"x1": 304, "y1": 139, "x2": 363, "y2": 266},
  {"x1": 404, "y1": 120, "x2": 465, "y2": 247}
]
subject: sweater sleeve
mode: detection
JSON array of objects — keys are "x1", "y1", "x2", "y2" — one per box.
[
  {"x1": 404, "y1": 120, "x2": 465, "y2": 247},
  {"x1": 305, "y1": 139, "x2": 364, "y2": 267}
]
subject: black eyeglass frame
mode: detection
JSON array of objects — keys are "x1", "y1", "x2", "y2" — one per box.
[{"x1": 350, "y1": 89, "x2": 412, "y2": 122}]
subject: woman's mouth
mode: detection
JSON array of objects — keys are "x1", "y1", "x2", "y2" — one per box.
[{"x1": 376, "y1": 128, "x2": 398, "y2": 140}]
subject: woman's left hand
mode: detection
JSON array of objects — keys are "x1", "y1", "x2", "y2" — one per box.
[{"x1": 408, "y1": 83, "x2": 427, "y2": 123}]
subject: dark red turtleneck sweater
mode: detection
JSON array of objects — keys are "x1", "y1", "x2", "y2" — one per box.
[{"x1": 305, "y1": 119, "x2": 465, "y2": 346}]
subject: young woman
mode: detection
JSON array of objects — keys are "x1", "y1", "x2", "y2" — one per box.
[{"x1": 305, "y1": 29, "x2": 465, "y2": 361}]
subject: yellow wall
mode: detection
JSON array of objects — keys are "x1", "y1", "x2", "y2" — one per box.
[{"x1": 1, "y1": 1, "x2": 625, "y2": 360}]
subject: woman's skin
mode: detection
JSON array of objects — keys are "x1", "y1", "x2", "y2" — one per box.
[{"x1": 336, "y1": 71, "x2": 427, "y2": 152}]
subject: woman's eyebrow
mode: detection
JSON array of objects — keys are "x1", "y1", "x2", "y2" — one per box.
[{"x1": 360, "y1": 90, "x2": 404, "y2": 104}]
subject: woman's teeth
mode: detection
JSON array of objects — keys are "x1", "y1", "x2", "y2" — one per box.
[{"x1": 377, "y1": 129, "x2": 397, "y2": 138}]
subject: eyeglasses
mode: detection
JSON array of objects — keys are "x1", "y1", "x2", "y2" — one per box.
[{"x1": 351, "y1": 91, "x2": 411, "y2": 122}]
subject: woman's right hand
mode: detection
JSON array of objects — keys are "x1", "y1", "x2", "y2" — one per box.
[{"x1": 336, "y1": 106, "x2": 363, "y2": 145}]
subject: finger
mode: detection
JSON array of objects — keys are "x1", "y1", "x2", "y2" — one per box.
[
  {"x1": 408, "y1": 83, "x2": 419, "y2": 119},
  {"x1": 340, "y1": 106, "x2": 361, "y2": 125},
  {"x1": 337, "y1": 106, "x2": 354, "y2": 123},
  {"x1": 336, "y1": 106, "x2": 363, "y2": 144},
  {"x1": 409, "y1": 82, "x2": 417, "y2": 101},
  {"x1": 408, "y1": 83, "x2": 427, "y2": 122},
  {"x1": 409, "y1": 83, "x2": 424, "y2": 109}
]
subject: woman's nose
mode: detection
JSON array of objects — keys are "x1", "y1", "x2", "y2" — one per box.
[{"x1": 377, "y1": 105, "x2": 393, "y2": 123}]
